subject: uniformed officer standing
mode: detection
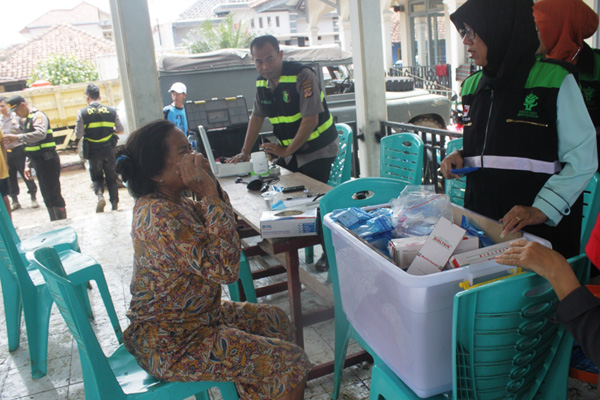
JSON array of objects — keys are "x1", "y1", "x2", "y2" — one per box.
[
  {"x1": 3, "y1": 96, "x2": 66, "y2": 221},
  {"x1": 75, "y1": 84, "x2": 124, "y2": 212}
]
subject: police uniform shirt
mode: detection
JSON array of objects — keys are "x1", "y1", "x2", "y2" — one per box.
[
  {"x1": 74, "y1": 101, "x2": 124, "y2": 140},
  {"x1": 252, "y1": 67, "x2": 339, "y2": 167}
]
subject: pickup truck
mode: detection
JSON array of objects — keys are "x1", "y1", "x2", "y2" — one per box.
[{"x1": 157, "y1": 44, "x2": 451, "y2": 131}]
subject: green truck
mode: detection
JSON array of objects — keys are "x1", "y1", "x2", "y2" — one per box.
[{"x1": 157, "y1": 44, "x2": 451, "y2": 131}]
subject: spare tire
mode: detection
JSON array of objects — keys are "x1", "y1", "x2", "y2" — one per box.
[{"x1": 385, "y1": 77, "x2": 414, "y2": 92}]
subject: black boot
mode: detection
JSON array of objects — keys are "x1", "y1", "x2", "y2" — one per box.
[
  {"x1": 48, "y1": 207, "x2": 57, "y2": 221},
  {"x1": 315, "y1": 253, "x2": 329, "y2": 272},
  {"x1": 53, "y1": 207, "x2": 67, "y2": 220}
]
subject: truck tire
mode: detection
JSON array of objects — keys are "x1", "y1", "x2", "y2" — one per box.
[
  {"x1": 410, "y1": 116, "x2": 446, "y2": 130},
  {"x1": 385, "y1": 77, "x2": 414, "y2": 92}
]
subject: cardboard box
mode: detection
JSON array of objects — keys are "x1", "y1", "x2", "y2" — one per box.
[
  {"x1": 389, "y1": 234, "x2": 479, "y2": 270},
  {"x1": 260, "y1": 208, "x2": 318, "y2": 238},
  {"x1": 448, "y1": 240, "x2": 518, "y2": 269},
  {"x1": 407, "y1": 217, "x2": 466, "y2": 275}
]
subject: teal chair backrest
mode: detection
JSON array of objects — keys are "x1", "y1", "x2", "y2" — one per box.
[
  {"x1": 444, "y1": 138, "x2": 466, "y2": 206},
  {"x1": 327, "y1": 123, "x2": 353, "y2": 187},
  {"x1": 380, "y1": 133, "x2": 424, "y2": 184},
  {"x1": 452, "y1": 253, "x2": 589, "y2": 400},
  {"x1": 320, "y1": 178, "x2": 411, "y2": 316},
  {"x1": 582, "y1": 172, "x2": 600, "y2": 252},
  {"x1": 31, "y1": 247, "x2": 239, "y2": 400}
]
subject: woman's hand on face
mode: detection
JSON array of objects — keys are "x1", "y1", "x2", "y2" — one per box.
[
  {"x1": 179, "y1": 153, "x2": 219, "y2": 198},
  {"x1": 500, "y1": 205, "x2": 548, "y2": 238},
  {"x1": 440, "y1": 150, "x2": 464, "y2": 180}
]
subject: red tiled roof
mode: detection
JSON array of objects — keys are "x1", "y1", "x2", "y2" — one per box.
[{"x1": 0, "y1": 24, "x2": 116, "y2": 81}]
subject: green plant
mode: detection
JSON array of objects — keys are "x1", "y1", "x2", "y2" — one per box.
[
  {"x1": 28, "y1": 55, "x2": 98, "y2": 86},
  {"x1": 185, "y1": 15, "x2": 257, "y2": 53}
]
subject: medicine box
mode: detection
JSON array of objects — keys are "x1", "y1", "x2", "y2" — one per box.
[
  {"x1": 389, "y1": 234, "x2": 479, "y2": 270},
  {"x1": 260, "y1": 208, "x2": 318, "y2": 239},
  {"x1": 323, "y1": 204, "x2": 549, "y2": 397}
]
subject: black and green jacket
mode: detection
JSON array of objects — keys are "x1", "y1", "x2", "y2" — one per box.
[
  {"x1": 256, "y1": 61, "x2": 337, "y2": 154},
  {"x1": 578, "y1": 45, "x2": 600, "y2": 128}
]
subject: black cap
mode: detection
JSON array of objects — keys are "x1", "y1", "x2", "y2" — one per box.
[
  {"x1": 85, "y1": 84, "x2": 100, "y2": 98},
  {"x1": 7, "y1": 95, "x2": 25, "y2": 111}
]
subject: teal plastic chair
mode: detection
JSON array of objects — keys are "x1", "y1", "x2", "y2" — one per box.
[
  {"x1": 227, "y1": 251, "x2": 258, "y2": 303},
  {"x1": 30, "y1": 247, "x2": 240, "y2": 400},
  {"x1": 0, "y1": 216, "x2": 121, "y2": 379},
  {"x1": 305, "y1": 123, "x2": 355, "y2": 264},
  {"x1": 367, "y1": 254, "x2": 589, "y2": 400},
  {"x1": 581, "y1": 172, "x2": 600, "y2": 252},
  {"x1": 327, "y1": 123, "x2": 354, "y2": 187},
  {"x1": 380, "y1": 133, "x2": 424, "y2": 184},
  {"x1": 320, "y1": 177, "x2": 411, "y2": 400},
  {"x1": 0, "y1": 201, "x2": 79, "y2": 352},
  {"x1": 444, "y1": 138, "x2": 466, "y2": 206}
]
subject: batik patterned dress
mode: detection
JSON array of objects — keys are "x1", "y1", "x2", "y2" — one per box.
[{"x1": 123, "y1": 192, "x2": 311, "y2": 399}]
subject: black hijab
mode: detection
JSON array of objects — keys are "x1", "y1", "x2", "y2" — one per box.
[{"x1": 450, "y1": 0, "x2": 540, "y2": 89}]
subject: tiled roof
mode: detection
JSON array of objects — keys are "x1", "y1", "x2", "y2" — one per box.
[
  {"x1": 177, "y1": 0, "x2": 229, "y2": 21},
  {"x1": 0, "y1": 24, "x2": 116, "y2": 81}
]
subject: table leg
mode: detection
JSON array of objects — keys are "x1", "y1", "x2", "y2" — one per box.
[{"x1": 286, "y1": 249, "x2": 304, "y2": 347}]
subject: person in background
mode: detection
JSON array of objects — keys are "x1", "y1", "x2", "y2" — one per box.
[
  {"x1": 163, "y1": 82, "x2": 188, "y2": 134},
  {"x1": 0, "y1": 127, "x2": 12, "y2": 220},
  {"x1": 533, "y1": 0, "x2": 600, "y2": 161},
  {"x1": 0, "y1": 96, "x2": 39, "y2": 211},
  {"x1": 440, "y1": 0, "x2": 597, "y2": 259},
  {"x1": 115, "y1": 119, "x2": 310, "y2": 400},
  {"x1": 2, "y1": 96, "x2": 66, "y2": 221},
  {"x1": 228, "y1": 34, "x2": 340, "y2": 271},
  {"x1": 496, "y1": 213, "x2": 600, "y2": 390},
  {"x1": 75, "y1": 84, "x2": 124, "y2": 212}
]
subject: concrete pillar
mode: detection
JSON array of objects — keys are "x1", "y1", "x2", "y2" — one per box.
[
  {"x1": 415, "y1": 17, "x2": 427, "y2": 66},
  {"x1": 381, "y1": 5, "x2": 394, "y2": 71},
  {"x1": 400, "y1": 4, "x2": 411, "y2": 66},
  {"x1": 340, "y1": 19, "x2": 352, "y2": 51},
  {"x1": 108, "y1": 0, "x2": 162, "y2": 131},
  {"x1": 349, "y1": 0, "x2": 388, "y2": 177}
]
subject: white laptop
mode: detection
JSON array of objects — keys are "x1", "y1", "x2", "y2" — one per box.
[{"x1": 198, "y1": 125, "x2": 252, "y2": 178}]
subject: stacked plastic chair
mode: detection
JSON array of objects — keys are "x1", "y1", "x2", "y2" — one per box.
[
  {"x1": 444, "y1": 138, "x2": 466, "y2": 206},
  {"x1": 0, "y1": 205, "x2": 120, "y2": 379},
  {"x1": 31, "y1": 247, "x2": 239, "y2": 400}
]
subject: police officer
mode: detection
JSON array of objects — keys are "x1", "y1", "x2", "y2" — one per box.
[
  {"x1": 75, "y1": 84, "x2": 123, "y2": 212},
  {"x1": 3, "y1": 96, "x2": 66, "y2": 221},
  {"x1": 229, "y1": 35, "x2": 339, "y2": 184},
  {"x1": 229, "y1": 35, "x2": 339, "y2": 271}
]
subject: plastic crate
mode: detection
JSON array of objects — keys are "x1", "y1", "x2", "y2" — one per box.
[{"x1": 323, "y1": 205, "x2": 549, "y2": 398}]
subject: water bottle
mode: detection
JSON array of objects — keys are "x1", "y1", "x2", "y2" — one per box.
[{"x1": 251, "y1": 151, "x2": 269, "y2": 175}]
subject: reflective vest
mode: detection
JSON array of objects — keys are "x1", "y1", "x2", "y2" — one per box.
[
  {"x1": 81, "y1": 103, "x2": 117, "y2": 147},
  {"x1": 461, "y1": 59, "x2": 568, "y2": 220},
  {"x1": 23, "y1": 110, "x2": 56, "y2": 157},
  {"x1": 461, "y1": 59, "x2": 583, "y2": 257},
  {"x1": 256, "y1": 61, "x2": 337, "y2": 154}
]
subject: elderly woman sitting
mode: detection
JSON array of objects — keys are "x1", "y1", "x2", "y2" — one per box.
[{"x1": 115, "y1": 120, "x2": 310, "y2": 400}]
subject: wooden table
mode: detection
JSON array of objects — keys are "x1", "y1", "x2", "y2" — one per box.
[{"x1": 218, "y1": 169, "x2": 371, "y2": 379}]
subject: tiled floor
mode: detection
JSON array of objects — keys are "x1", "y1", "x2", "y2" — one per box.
[{"x1": 0, "y1": 152, "x2": 597, "y2": 399}]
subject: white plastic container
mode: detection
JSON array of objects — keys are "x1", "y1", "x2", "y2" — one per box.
[
  {"x1": 323, "y1": 205, "x2": 549, "y2": 398},
  {"x1": 251, "y1": 151, "x2": 269, "y2": 175}
]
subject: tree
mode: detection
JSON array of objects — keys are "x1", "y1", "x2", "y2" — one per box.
[
  {"x1": 185, "y1": 15, "x2": 257, "y2": 54},
  {"x1": 28, "y1": 54, "x2": 98, "y2": 87}
]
